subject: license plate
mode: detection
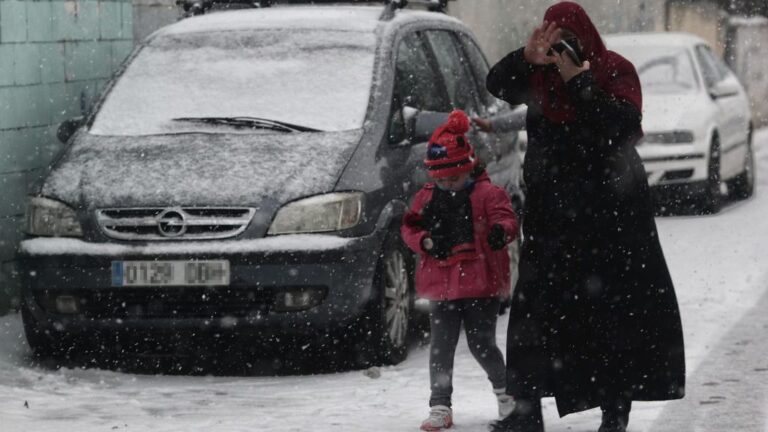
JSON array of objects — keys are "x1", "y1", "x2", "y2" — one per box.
[{"x1": 112, "y1": 260, "x2": 230, "y2": 287}]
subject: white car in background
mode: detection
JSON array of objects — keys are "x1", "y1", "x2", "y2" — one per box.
[{"x1": 605, "y1": 32, "x2": 754, "y2": 213}]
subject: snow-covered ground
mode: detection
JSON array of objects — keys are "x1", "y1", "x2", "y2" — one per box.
[{"x1": 2, "y1": 129, "x2": 768, "y2": 432}]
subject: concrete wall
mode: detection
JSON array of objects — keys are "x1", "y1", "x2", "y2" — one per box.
[
  {"x1": 727, "y1": 16, "x2": 768, "y2": 125},
  {"x1": 666, "y1": 0, "x2": 726, "y2": 55},
  {"x1": 447, "y1": 0, "x2": 667, "y2": 63},
  {"x1": 132, "y1": 0, "x2": 176, "y2": 43},
  {"x1": 0, "y1": 0, "x2": 133, "y2": 312}
]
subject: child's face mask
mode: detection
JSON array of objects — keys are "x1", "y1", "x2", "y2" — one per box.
[{"x1": 436, "y1": 175, "x2": 474, "y2": 192}]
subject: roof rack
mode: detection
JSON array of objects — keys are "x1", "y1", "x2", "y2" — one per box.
[
  {"x1": 176, "y1": 0, "x2": 272, "y2": 17},
  {"x1": 175, "y1": 0, "x2": 450, "y2": 18},
  {"x1": 380, "y1": 0, "x2": 448, "y2": 20}
]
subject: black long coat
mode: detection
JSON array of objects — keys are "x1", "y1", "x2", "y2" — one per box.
[{"x1": 487, "y1": 48, "x2": 685, "y2": 416}]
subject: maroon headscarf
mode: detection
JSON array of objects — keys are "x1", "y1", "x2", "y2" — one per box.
[{"x1": 530, "y1": 2, "x2": 642, "y2": 124}]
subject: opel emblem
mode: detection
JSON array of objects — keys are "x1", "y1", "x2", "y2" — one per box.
[{"x1": 157, "y1": 209, "x2": 187, "y2": 237}]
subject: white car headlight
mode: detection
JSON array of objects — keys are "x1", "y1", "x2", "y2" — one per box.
[
  {"x1": 25, "y1": 197, "x2": 83, "y2": 237},
  {"x1": 268, "y1": 192, "x2": 364, "y2": 235},
  {"x1": 642, "y1": 131, "x2": 695, "y2": 144}
]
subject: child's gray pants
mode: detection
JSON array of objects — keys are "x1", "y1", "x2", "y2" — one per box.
[{"x1": 428, "y1": 298, "x2": 506, "y2": 407}]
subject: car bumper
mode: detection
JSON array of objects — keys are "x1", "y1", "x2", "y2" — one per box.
[
  {"x1": 637, "y1": 140, "x2": 709, "y2": 186},
  {"x1": 650, "y1": 180, "x2": 709, "y2": 204},
  {"x1": 18, "y1": 234, "x2": 384, "y2": 341}
]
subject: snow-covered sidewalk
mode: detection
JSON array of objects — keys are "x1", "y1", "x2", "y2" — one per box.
[{"x1": 1, "y1": 129, "x2": 768, "y2": 432}]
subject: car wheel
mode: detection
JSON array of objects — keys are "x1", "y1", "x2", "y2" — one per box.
[
  {"x1": 21, "y1": 302, "x2": 61, "y2": 360},
  {"x1": 700, "y1": 135, "x2": 722, "y2": 214},
  {"x1": 360, "y1": 231, "x2": 413, "y2": 365},
  {"x1": 729, "y1": 128, "x2": 755, "y2": 200}
]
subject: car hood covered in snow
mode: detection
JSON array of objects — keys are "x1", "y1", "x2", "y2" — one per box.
[
  {"x1": 642, "y1": 93, "x2": 710, "y2": 133},
  {"x1": 41, "y1": 130, "x2": 363, "y2": 209}
]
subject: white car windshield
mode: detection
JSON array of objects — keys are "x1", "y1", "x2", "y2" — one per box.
[
  {"x1": 614, "y1": 45, "x2": 699, "y2": 95},
  {"x1": 90, "y1": 29, "x2": 377, "y2": 136}
]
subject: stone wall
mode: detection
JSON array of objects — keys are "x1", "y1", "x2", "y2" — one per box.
[
  {"x1": 0, "y1": 0, "x2": 134, "y2": 311},
  {"x1": 727, "y1": 16, "x2": 768, "y2": 125},
  {"x1": 447, "y1": 0, "x2": 666, "y2": 63}
]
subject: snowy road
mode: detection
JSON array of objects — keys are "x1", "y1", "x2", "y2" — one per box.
[{"x1": 2, "y1": 129, "x2": 768, "y2": 432}]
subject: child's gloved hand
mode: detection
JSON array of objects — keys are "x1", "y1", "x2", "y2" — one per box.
[
  {"x1": 487, "y1": 224, "x2": 508, "y2": 250},
  {"x1": 421, "y1": 235, "x2": 451, "y2": 260}
]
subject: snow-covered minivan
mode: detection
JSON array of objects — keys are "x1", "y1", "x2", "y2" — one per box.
[{"x1": 18, "y1": 0, "x2": 524, "y2": 366}]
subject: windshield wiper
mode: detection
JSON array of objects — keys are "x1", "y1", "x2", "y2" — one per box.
[{"x1": 172, "y1": 117, "x2": 320, "y2": 133}]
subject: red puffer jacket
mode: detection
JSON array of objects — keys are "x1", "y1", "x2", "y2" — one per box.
[{"x1": 400, "y1": 173, "x2": 519, "y2": 301}]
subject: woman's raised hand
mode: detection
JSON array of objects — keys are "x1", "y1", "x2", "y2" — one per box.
[{"x1": 523, "y1": 21, "x2": 561, "y2": 66}]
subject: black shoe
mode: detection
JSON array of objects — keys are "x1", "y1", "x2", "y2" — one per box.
[{"x1": 488, "y1": 399, "x2": 544, "y2": 432}]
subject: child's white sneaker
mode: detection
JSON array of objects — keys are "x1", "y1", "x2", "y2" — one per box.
[
  {"x1": 420, "y1": 405, "x2": 453, "y2": 431},
  {"x1": 494, "y1": 388, "x2": 516, "y2": 418}
]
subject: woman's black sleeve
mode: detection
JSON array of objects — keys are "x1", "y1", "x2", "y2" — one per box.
[
  {"x1": 486, "y1": 47, "x2": 534, "y2": 106},
  {"x1": 566, "y1": 71, "x2": 642, "y2": 149}
]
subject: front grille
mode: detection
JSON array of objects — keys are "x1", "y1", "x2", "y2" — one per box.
[
  {"x1": 36, "y1": 287, "x2": 273, "y2": 319},
  {"x1": 96, "y1": 207, "x2": 255, "y2": 241}
]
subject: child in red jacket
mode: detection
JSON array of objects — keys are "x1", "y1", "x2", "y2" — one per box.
[{"x1": 401, "y1": 110, "x2": 519, "y2": 431}]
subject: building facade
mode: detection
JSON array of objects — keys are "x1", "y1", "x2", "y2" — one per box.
[{"x1": 0, "y1": 0, "x2": 133, "y2": 310}]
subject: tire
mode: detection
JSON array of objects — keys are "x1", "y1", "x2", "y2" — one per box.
[
  {"x1": 21, "y1": 302, "x2": 61, "y2": 360},
  {"x1": 700, "y1": 135, "x2": 722, "y2": 214},
  {"x1": 730, "y1": 128, "x2": 755, "y2": 200},
  {"x1": 359, "y1": 231, "x2": 414, "y2": 365}
]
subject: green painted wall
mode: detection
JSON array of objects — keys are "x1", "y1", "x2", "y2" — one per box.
[{"x1": 0, "y1": 0, "x2": 133, "y2": 312}]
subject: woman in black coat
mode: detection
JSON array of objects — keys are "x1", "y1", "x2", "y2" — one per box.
[{"x1": 486, "y1": 3, "x2": 685, "y2": 432}]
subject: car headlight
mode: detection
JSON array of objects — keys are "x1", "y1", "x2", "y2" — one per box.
[
  {"x1": 25, "y1": 197, "x2": 83, "y2": 237},
  {"x1": 642, "y1": 131, "x2": 695, "y2": 144},
  {"x1": 267, "y1": 192, "x2": 364, "y2": 235}
]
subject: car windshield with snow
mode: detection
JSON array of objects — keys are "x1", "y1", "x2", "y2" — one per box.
[
  {"x1": 18, "y1": 3, "x2": 524, "y2": 366},
  {"x1": 91, "y1": 28, "x2": 377, "y2": 135}
]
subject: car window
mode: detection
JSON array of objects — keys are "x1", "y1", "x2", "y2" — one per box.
[
  {"x1": 710, "y1": 49, "x2": 734, "y2": 79},
  {"x1": 90, "y1": 29, "x2": 377, "y2": 135},
  {"x1": 425, "y1": 30, "x2": 480, "y2": 113},
  {"x1": 394, "y1": 32, "x2": 451, "y2": 112},
  {"x1": 695, "y1": 45, "x2": 724, "y2": 88},
  {"x1": 457, "y1": 33, "x2": 496, "y2": 108},
  {"x1": 610, "y1": 44, "x2": 699, "y2": 94},
  {"x1": 388, "y1": 32, "x2": 451, "y2": 144}
]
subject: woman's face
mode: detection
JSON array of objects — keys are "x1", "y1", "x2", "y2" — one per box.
[{"x1": 434, "y1": 172, "x2": 472, "y2": 192}]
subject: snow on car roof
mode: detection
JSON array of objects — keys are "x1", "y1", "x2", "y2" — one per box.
[
  {"x1": 604, "y1": 32, "x2": 708, "y2": 48},
  {"x1": 156, "y1": 5, "x2": 463, "y2": 38},
  {"x1": 159, "y1": 6, "x2": 386, "y2": 36}
]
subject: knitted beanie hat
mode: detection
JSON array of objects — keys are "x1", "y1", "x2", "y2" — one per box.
[{"x1": 424, "y1": 110, "x2": 476, "y2": 178}]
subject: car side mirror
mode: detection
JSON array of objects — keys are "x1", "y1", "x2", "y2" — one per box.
[
  {"x1": 709, "y1": 79, "x2": 740, "y2": 100},
  {"x1": 57, "y1": 117, "x2": 85, "y2": 144},
  {"x1": 404, "y1": 107, "x2": 449, "y2": 144}
]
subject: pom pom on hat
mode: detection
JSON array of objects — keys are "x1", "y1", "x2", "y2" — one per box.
[
  {"x1": 424, "y1": 110, "x2": 476, "y2": 179},
  {"x1": 445, "y1": 110, "x2": 471, "y2": 135}
]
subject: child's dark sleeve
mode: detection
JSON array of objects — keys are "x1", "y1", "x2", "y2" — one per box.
[
  {"x1": 401, "y1": 189, "x2": 431, "y2": 255},
  {"x1": 485, "y1": 186, "x2": 519, "y2": 243}
]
